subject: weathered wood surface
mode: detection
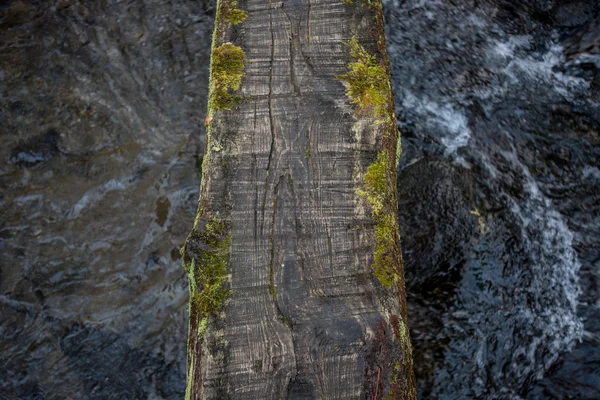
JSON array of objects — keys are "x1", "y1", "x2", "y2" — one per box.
[{"x1": 182, "y1": 0, "x2": 416, "y2": 398}]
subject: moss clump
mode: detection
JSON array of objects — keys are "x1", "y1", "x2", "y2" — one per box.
[
  {"x1": 220, "y1": 1, "x2": 248, "y2": 25},
  {"x1": 209, "y1": 43, "x2": 246, "y2": 111},
  {"x1": 183, "y1": 217, "x2": 231, "y2": 317},
  {"x1": 183, "y1": 217, "x2": 230, "y2": 400},
  {"x1": 339, "y1": 36, "x2": 401, "y2": 288},
  {"x1": 337, "y1": 37, "x2": 393, "y2": 124},
  {"x1": 357, "y1": 151, "x2": 400, "y2": 288}
]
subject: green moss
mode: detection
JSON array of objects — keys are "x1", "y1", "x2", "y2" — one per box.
[
  {"x1": 358, "y1": 154, "x2": 386, "y2": 215},
  {"x1": 183, "y1": 217, "x2": 231, "y2": 317},
  {"x1": 339, "y1": 36, "x2": 402, "y2": 288},
  {"x1": 184, "y1": 4, "x2": 241, "y2": 397},
  {"x1": 209, "y1": 43, "x2": 246, "y2": 111},
  {"x1": 220, "y1": 1, "x2": 248, "y2": 25},
  {"x1": 339, "y1": 17, "x2": 414, "y2": 400},
  {"x1": 357, "y1": 151, "x2": 400, "y2": 287},
  {"x1": 336, "y1": 37, "x2": 393, "y2": 125}
]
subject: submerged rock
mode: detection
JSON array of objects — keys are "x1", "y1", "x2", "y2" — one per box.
[{"x1": 0, "y1": 0, "x2": 214, "y2": 397}]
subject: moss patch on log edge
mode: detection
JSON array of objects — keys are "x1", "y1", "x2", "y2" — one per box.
[
  {"x1": 181, "y1": 213, "x2": 232, "y2": 400},
  {"x1": 338, "y1": 37, "x2": 400, "y2": 288},
  {"x1": 183, "y1": 217, "x2": 231, "y2": 318},
  {"x1": 206, "y1": 0, "x2": 248, "y2": 112},
  {"x1": 183, "y1": 1, "x2": 247, "y2": 397},
  {"x1": 337, "y1": 37, "x2": 393, "y2": 125},
  {"x1": 220, "y1": 0, "x2": 248, "y2": 25},
  {"x1": 209, "y1": 43, "x2": 246, "y2": 111},
  {"x1": 338, "y1": 4, "x2": 416, "y2": 397},
  {"x1": 357, "y1": 150, "x2": 401, "y2": 287}
]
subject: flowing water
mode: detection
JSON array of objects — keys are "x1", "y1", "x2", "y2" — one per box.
[
  {"x1": 1, "y1": 0, "x2": 598, "y2": 399},
  {"x1": 385, "y1": 0, "x2": 600, "y2": 398}
]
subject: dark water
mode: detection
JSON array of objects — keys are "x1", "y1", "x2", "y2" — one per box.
[
  {"x1": 385, "y1": 0, "x2": 600, "y2": 398},
  {"x1": 1, "y1": 0, "x2": 599, "y2": 399}
]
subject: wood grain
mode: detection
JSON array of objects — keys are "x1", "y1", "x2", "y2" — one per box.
[{"x1": 184, "y1": 0, "x2": 416, "y2": 398}]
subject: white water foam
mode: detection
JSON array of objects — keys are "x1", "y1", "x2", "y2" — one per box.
[
  {"x1": 489, "y1": 37, "x2": 589, "y2": 97},
  {"x1": 401, "y1": 90, "x2": 472, "y2": 157}
]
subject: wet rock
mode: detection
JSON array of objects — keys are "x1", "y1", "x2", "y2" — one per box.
[
  {"x1": 60, "y1": 323, "x2": 184, "y2": 399},
  {"x1": 10, "y1": 129, "x2": 61, "y2": 166},
  {"x1": 553, "y1": 0, "x2": 598, "y2": 28},
  {"x1": 591, "y1": 70, "x2": 600, "y2": 100},
  {"x1": 563, "y1": 16, "x2": 600, "y2": 59},
  {"x1": 0, "y1": 0, "x2": 212, "y2": 397}
]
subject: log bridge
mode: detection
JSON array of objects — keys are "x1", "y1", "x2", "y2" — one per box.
[{"x1": 181, "y1": 0, "x2": 416, "y2": 397}]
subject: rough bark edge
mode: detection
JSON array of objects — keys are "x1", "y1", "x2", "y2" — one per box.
[
  {"x1": 338, "y1": 1, "x2": 416, "y2": 398},
  {"x1": 182, "y1": 1, "x2": 248, "y2": 398}
]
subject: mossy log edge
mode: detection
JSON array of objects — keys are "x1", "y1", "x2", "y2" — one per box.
[{"x1": 337, "y1": 1, "x2": 415, "y2": 396}]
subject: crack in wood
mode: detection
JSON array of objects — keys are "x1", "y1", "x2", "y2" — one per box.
[
  {"x1": 269, "y1": 189, "x2": 278, "y2": 303},
  {"x1": 270, "y1": 175, "x2": 294, "y2": 331},
  {"x1": 281, "y1": 6, "x2": 301, "y2": 95},
  {"x1": 266, "y1": 14, "x2": 276, "y2": 175},
  {"x1": 252, "y1": 101, "x2": 259, "y2": 241},
  {"x1": 306, "y1": 0, "x2": 311, "y2": 46},
  {"x1": 262, "y1": 5, "x2": 277, "y2": 236}
]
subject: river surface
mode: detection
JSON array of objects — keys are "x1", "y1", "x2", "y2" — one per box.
[{"x1": 1, "y1": 0, "x2": 599, "y2": 399}]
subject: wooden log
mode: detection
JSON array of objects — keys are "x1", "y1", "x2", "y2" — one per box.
[{"x1": 181, "y1": 0, "x2": 416, "y2": 398}]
